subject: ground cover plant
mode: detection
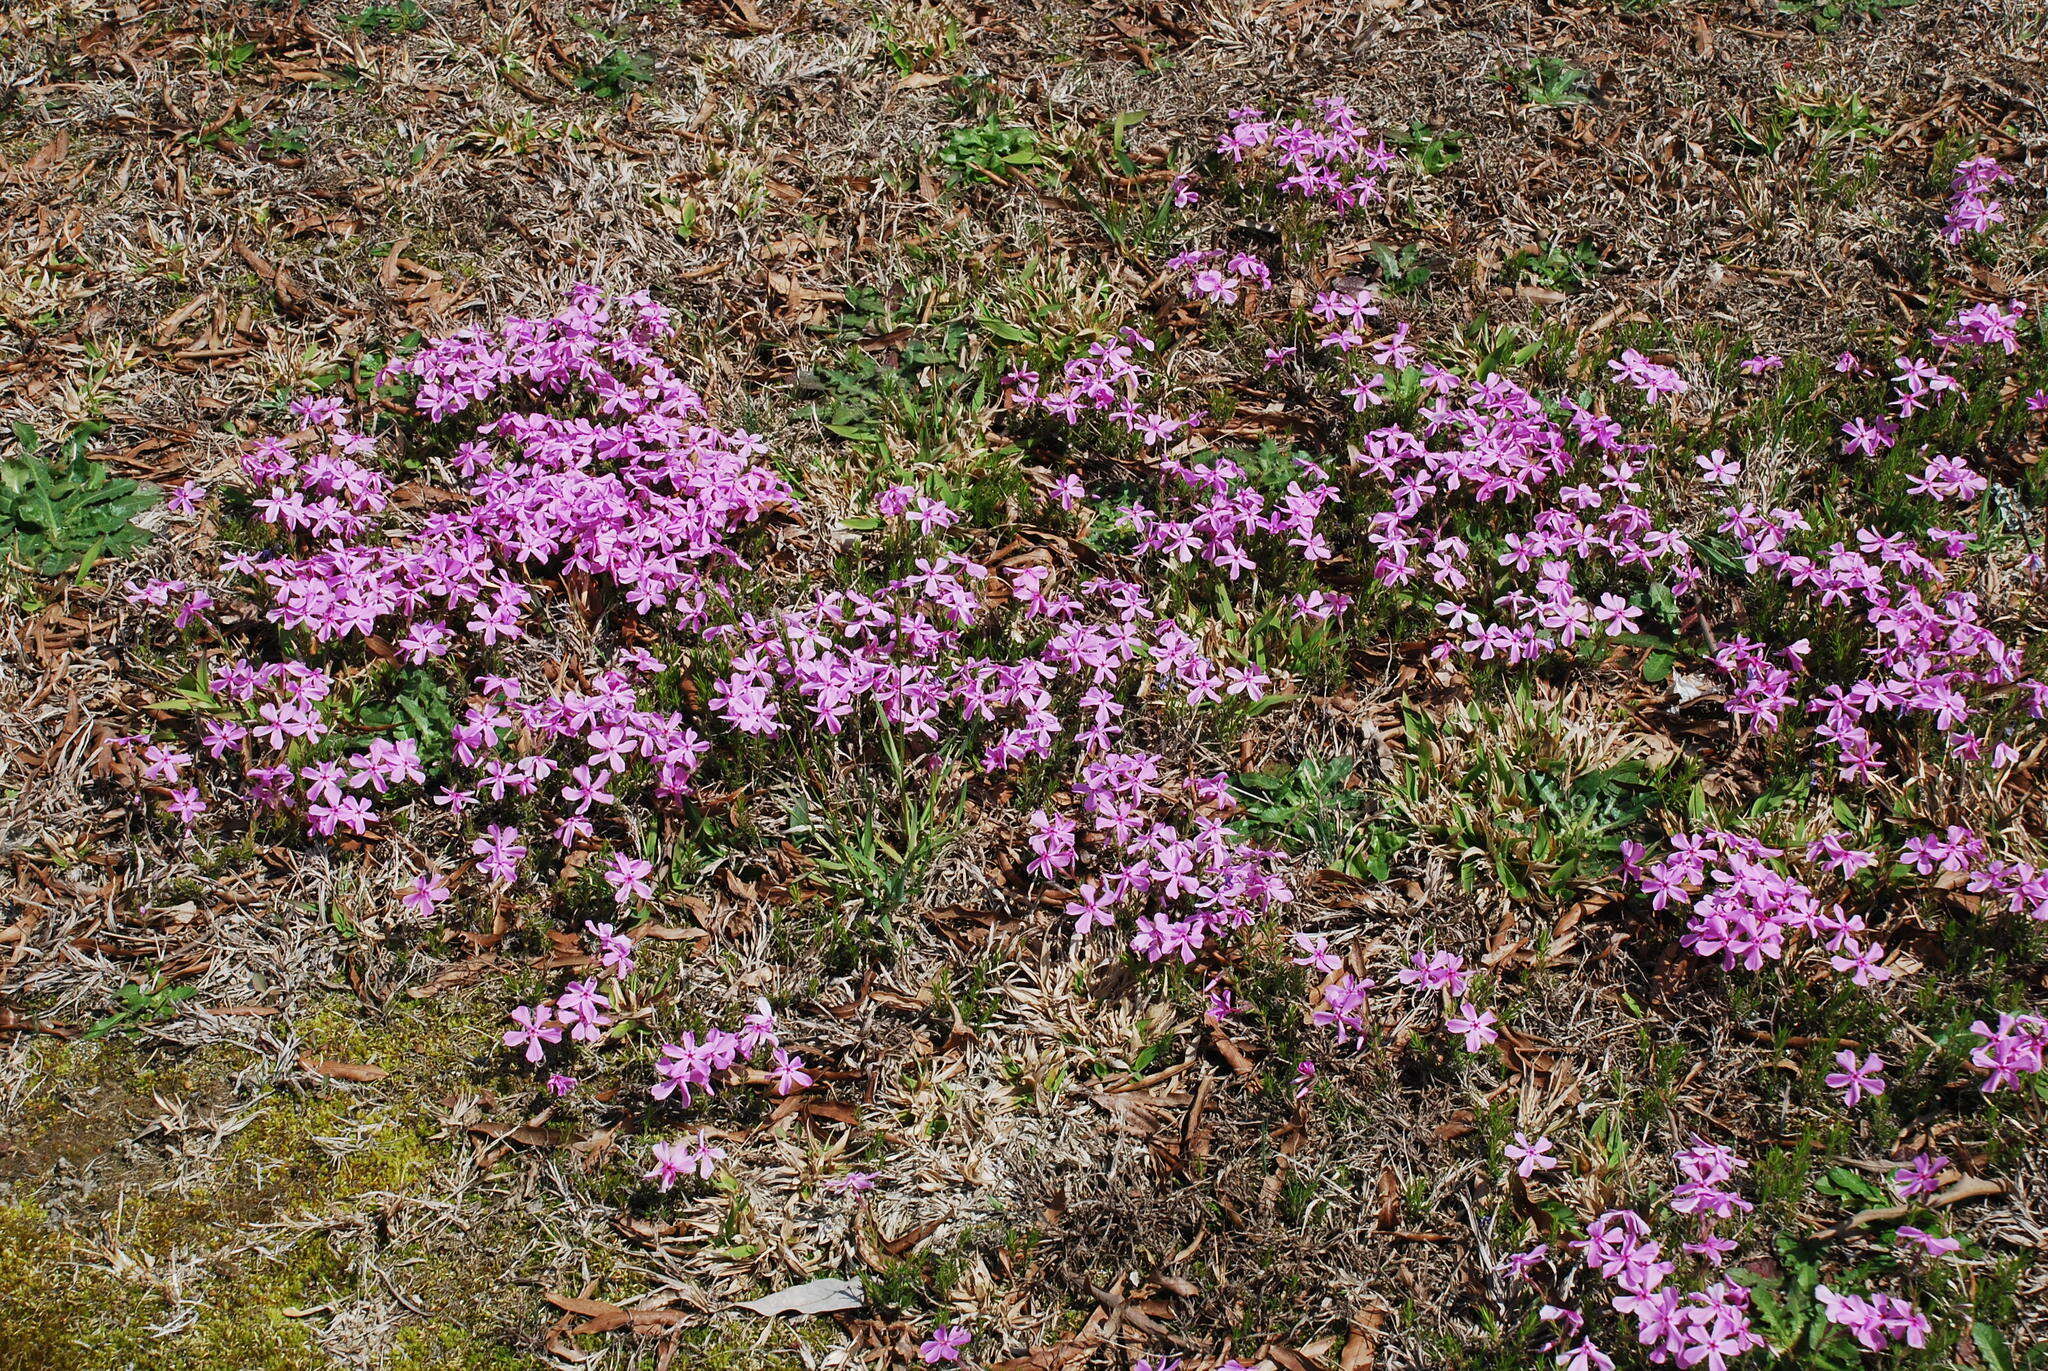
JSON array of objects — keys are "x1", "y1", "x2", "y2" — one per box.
[{"x1": 2, "y1": 1, "x2": 2045, "y2": 1369}]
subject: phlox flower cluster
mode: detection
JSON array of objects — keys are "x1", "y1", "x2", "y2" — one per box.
[
  {"x1": 1029, "y1": 291, "x2": 1705, "y2": 671},
  {"x1": 1943, "y1": 154, "x2": 2009, "y2": 245},
  {"x1": 1814, "y1": 1285, "x2": 1933, "y2": 1353},
  {"x1": 500, "y1": 917, "x2": 805, "y2": 1153},
  {"x1": 1007, "y1": 332, "x2": 1358, "y2": 588},
  {"x1": 1607, "y1": 349, "x2": 1690, "y2": 403},
  {"x1": 1024, "y1": 276, "x2": 1713, "y2": 725},
  {"x1": 1002, "y1": 151, "x2": 2037, "y2": 1108},
  {"x1": 1152, "y1": 190, "x2": 2041, "y2": 790},
  {"x1": 1625, "y1": 825, "x2": 2048, "y2": 1098},
  {"x1": 1214, "y1": 97, "x2": 1398, "y2": 211},
  {"x1": 122, "y1": 288, "x2": 789, "y2": 850},
  {"x1": 1969, "y1": 1011, "x2": 2048, "y2": 1094},
  {"x1": 645, "y1": 1129, "x2": 728, "y2": 1192},
  {"x1": 1152, "y1": 238, "x2": 1715, "y2": 668},
  {"x1": 1297, "y1": 938, "x2": 1501, "y2": 1056},
  {"x1": 1509, "y1": 1142, "x2": 1788, "y2": 1370},
  {"x1": 683, "y1": 522, "x2": 1302, "y2": 963},
  {"x1": 1625, "y1": 829, "x2": 1895, "y2": 983},
  {"x1": 1044, "y1": 759, "x2": 1295, "y2": 963},
  {"x1": 1353, "y1": 368, "x2": 1704, "y2": 668},
  {"x1": 1708, "y1": 308, "x2": 2044, "y2": 782},
  {"x1": 121, "y1": 284, "x2": 1326, "y2": 1110}
]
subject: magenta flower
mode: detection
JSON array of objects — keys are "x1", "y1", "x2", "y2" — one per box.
[
  {"x1": 918, "y1": 1325, "x2": 970, "y2": 1364},
  {"x1": 590, "y1": 922, "x2": 636, "y2": 977},
  {"x1": 1894, "y1": 1226, "x2": 1960, "y2": 1258},
  {"x1": 399, "y1": 871, "x2": 452, "y2": 919},
  {"x1": 1505, "y1": 1132, "x2": 1559, "y2": 1178},
  {"x1": 644, "y1": 1139, "x2": 690, "y2": 1192},
  {"x1": 555, "y1": 979, "x2": 614, "y2": 1045},
  {"x1": 768, "y1": 1050, "x2": 813, "y2": 1095},
  {"x1": 1892, "y1": 1153, "x2": 1948, "y2": 1199},
  {"x1": 1607, "y1": 348, "x2": 1688, "y2": 402},
  {"x1": 603, "y1": 852, "x2": 655, "y2": 904},
  {"x1": 166, "y1": 480, "x2": 209, "y2": 513},
  {"x1": 471, "y1": 824, "x2": 526, "y2": 885},
  {"x1": 1446, "y1": 1003, "x2": 1499, "y2": 1052},
  {"x1": 503, "y1": 1005, "x2": 562, "y2": 1064},
  {"x1": 1289, "y1": 932, "x2": 1341, "y2": 974},
  {"x1": 1590, "y1": 593, "x2": 1641, "y2": 637},
  {"x1": 1823, "y1": 1051, "x2": 1885, "y2": 1108},
  {"x1": 1556, "y1": 1339, "x2": 1613, "y2": 1371},
  {"x1": 1693, "y1": 449, "x2": 1740, "y2": 485},
  {"x1": 165, "y1": 787, "x2": 208, "y2": 825},
  {"x1": 1397, "y1": 951, "x2": 1469, "y2": 996},
  {"x1": 738, "y1": 1000, "x2": 779, "y2": 1053}
]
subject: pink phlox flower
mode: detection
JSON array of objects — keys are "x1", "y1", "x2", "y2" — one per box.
[
  {"x1": 919, "y1": 1325, "x2": 971, "y2": 1364},
  {"x1": 1892, "y1": 1153, "x2": 1949, "y2": 1198},
  {"x1": 769, "y1": 1049, "x2": 813, "y2": 1095},
  {"x1": 1505, "y1": 1132, "x2": 1560, "y2": 1178},
  {"x1": 1894, "y1": 1226, "x2": 1961, "y2": 1258},
  {"x1": 1823, "y1": 1050, "x2": 1885, "y2": 1108},
  {"x1": 1446, "y1": 1002, "x2": 1499, "y2": 1052},
  {"x1": 590, "y1": 921, "x2": 636, "y2": 976},
  {"x1": 555, "y1": 978, "x2": 614, "y2": 1044},
  {"x1": 503, "y1": 1004, "x2": 562, "y2": 1063}
]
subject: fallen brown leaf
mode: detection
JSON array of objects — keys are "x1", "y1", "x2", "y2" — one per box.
[{"x1": 298, "y1": 1055, "x2": 388, "y2": 1082}]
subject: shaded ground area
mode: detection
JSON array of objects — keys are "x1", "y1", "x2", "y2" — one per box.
[{"x1": 2, "y1": 1, "x2": 2046, "y2": 1368}]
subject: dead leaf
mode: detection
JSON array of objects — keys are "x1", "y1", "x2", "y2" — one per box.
[
  {"x1": 1209, "y1": 1028, "x2": 1256, "y2": 1075},
  {"x1": 547, "y1": 1291, "x2": 629, "y2": 1333},
  {"x1": 1375, "y1": 1167, "x2": 1401, "y2": 1229},
  {"x1": 870, "y1": 984, "x2": 933, "y2": 1012},
  {"x1": 285, "y1": 206, "x2": 362, "y2": 238},
  {"x1": 407, "y1": 954, "x2": 515, "y2": 997},
  {"x1": 882, "y1": 1218, "x2": 942, "y2": 1257},
  {"x1": 298, "y1": 1055, "x2": 387, "y2": 1082},
  {"x1": 771, "y1": 1095, "x2": 859, "y2": 1128},
  {"x1": 942, "y1": 1004, "x2": 980, "y2": 1054},
  {"x1": 1091, "y1": 1089, "x2": 1172, "y2": 1138},
  {"x1": 735, "y1": 1277, "x2": 864, "y2": 1317},
  {"x1": 636, "y1": 923, "x2": 710, "y2": 943},
  {"x1": 17, "y1": 130, "x2": 68, "y2": 180},
  {"x1": 469, "y1": 1121, "x2": 570, "y2": 1148},
  {"x1": 0, "y1": 1007, "x2": 73, "y2": 1038}
]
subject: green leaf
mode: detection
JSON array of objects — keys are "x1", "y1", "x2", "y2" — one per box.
[
  {"x1": 0, "y1": 424, "x2": 159, "y2": 575},
  {"x1": 1972, "y1": 1322, "x2": 2015, "y2": 1371},
  {"x1": 976, "y1": 315, "x2": 1036, "y2": 345}
]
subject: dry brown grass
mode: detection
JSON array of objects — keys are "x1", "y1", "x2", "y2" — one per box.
[{"x1": 2, "y1": 0, "x2": 2045, "y2": 1367}]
